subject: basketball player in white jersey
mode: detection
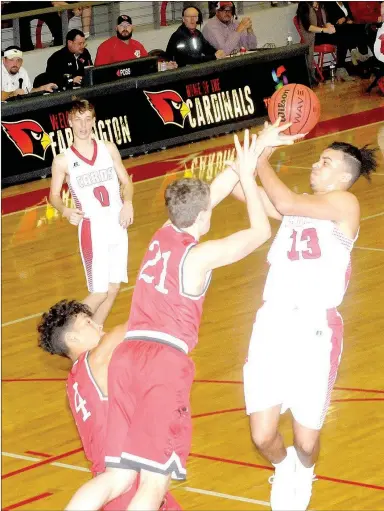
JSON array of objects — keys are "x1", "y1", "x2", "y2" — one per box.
[
  {"x1": 235, "y1": 128, "x2": 377, "y2": 510},
  {"x1": 49, "y1": 99, "x2": 133, "y2": 326}
]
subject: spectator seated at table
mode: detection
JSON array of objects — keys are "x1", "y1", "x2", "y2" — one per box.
[
  {"x1": 202, "y1": 1, "x2": 257, "y2": 56},
  {"x1": 1, "y1": 46, "x2": 57, "y2": 100},
  {"x1": 46, "y1": 29, "x2": 92, "y2": 88},
  {"x1": 324, "y1": 2, "x2": 371, "y2": 64},
  {"x1": 95, "y1": 15, "x2": 148, "y2": 66},
  {"x1": 166, "y1": 5, "x2": 225, "y2": 67}
]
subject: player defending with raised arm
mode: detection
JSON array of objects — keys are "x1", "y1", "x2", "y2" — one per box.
[
  {"x1": 64, "y1": 123, "x2": 303, "y2": 511},
  {"x1": 49, "y1": 99, "x2": 134, "y2": 326},
  {"x1": 237, "y1": 128, "x2": 377, "y2": 510},
  {"x1": 37, "y1": 299, "x2": 181, "y2": 511}
]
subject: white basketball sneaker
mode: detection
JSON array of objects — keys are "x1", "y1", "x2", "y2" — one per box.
[
  {"x1": 269, "y1": 446, "x2": 296, "y2": 511},
  {"x1": 293, "y1": 448, "x2": 316, "y2": 511}
]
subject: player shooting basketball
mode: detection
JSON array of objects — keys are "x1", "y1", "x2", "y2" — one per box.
[{"x1": 235, "y1": 119, "x2": 378, "y2": 510}]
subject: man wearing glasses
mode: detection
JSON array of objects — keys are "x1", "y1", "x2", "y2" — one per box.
[
  {"x1": 166, "y1": 5, "x2": 225, "y2": 67},
  {"x1": 203, "y1": 1, "x2": 257, "y2": 55}
]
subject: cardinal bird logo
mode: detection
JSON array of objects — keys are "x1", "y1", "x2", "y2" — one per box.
[
  {"x1": 144, "y1": 90, "x2": 190, "y2": 128},
  {"x1": 1, "y1": 120, "x2": 52, "y2": 160}
]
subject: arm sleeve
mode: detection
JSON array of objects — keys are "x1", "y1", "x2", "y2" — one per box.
[
  {"x1": 241, "y1": 30, "x2": 257, "y2": 50},
  {"x1": 166, "y1": 34, "x2": 178, "y2": 61},
  {"x1": 94, "y1": 42, "x2": 109, "y2": 66},
  {"x1": 45, "y1": 52, "x2": 63, "y2": 85},
  {"x1": 139, "y1": 43, "x2": 148, "y2": 57},
  {"x1": 203, "y1": 22, "x2": 242, "y2": 54}
]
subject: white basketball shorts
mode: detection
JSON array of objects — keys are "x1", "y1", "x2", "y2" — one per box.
[
  {"x1": 78, "y1": 217, "x2": 128, "y2": 293},
  {"x1": 243, "y1": 302, "x2": 343, "y2": 430}
]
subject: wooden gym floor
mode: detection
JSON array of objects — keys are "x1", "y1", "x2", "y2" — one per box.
[{"x1": 2, "y1": 79, "x2": 384, "y2": 510}]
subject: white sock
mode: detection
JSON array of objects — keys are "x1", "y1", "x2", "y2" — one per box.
[{"x1": 272, "y1": 446, "x2": 293, "y2": 468}]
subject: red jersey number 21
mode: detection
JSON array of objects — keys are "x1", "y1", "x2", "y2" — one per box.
[
  {"x1": 287, "y1": 228, "x2": 321, "y2": 260},
  {"x1": 138, "y1": 240, "x2": 171, "y2": 295}
]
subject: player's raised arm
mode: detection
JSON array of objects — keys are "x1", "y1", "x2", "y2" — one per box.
[
  {"x1": 257, "y1": 137, "x2": 377, "y2": 235},
  {"x1": 49, "y1": 153, "x2": 84, "y2": 225},
  {"x1": 189, "y1": 131, "x2": 271, "y2": 272},
  {"x1": 210, "y1": 123, "x2": 303, "y2": 210}
]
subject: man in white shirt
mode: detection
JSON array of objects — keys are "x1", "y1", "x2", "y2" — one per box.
[{"x1": 1, "y1": 46, "x2": 57, "y2": 101}]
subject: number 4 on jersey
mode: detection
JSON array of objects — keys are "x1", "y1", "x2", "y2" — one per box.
[{"x1": 73, "y1": 382, "x2": 91, "y2": 422}]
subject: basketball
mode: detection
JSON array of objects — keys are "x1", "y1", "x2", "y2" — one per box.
[{"x1": 268, "y1": 83, "x2": 321, "y2": 135}]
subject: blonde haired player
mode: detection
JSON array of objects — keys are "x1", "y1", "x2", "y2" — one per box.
[
  {"x1": 235, "y1": 124, "x2": 377, "y2": 510},
  {"x1": 49, "y1": 99, "x2": 133, "y2": 326}
]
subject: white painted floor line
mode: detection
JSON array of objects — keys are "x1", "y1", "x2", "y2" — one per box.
[
  {"x1": 1, "y1": 285, "x2": 135, "y2": 328},
  {"x1": 355, "y1": 246, "x2": 384, "y2": 253},
  {"x1": 2, "y1": 312, "x2": 43, "y2": 327},
  {"x1": 2, "y1": 452, "x2": 275, "y2": 508},
  {"x1": 361, "y1": 211, "x2": 384, "y2": 222},
  {"x1": 51, "y1": 462, "x2": 90, "y2": 472},
  {"x1": 184, "y1": 486, "x2": 270, "y2": 507},
  {"x1": 2, "y1": 452, "x2": 40, "y2": 462}
]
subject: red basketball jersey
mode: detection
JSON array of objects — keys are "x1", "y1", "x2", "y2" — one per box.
[
  {"x1": 67, "y1": 351, "x2": 107, "y2": 475},
  {"x1": 126, "y1": 224, "x2": 211, "y2": 353}
]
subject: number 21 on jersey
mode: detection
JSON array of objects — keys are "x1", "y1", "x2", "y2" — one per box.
[
  {"x1": 138, "y1": 240, "x2": 171, "y2": 295},
  {"x1": 72, "y1": 382, "x2": 91, "y2": 422}
]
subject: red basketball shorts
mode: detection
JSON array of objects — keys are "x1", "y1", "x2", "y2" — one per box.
[{"x1": 105, "y1": 340, "x2": 195, "y2": 480}]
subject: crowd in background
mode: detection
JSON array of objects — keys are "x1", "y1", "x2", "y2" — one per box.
[{"x1": 2, "y1": 1, "x2": 384, "y2": 100}]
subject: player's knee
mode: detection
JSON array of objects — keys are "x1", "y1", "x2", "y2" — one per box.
[
  {"x1": 251, "y1": 427, "x2": 277, "y2": 452},
  {"x1": 294, "y1": 437, "x2": 318, "y2": 458},
  {"x1": 105, "y1": 467, "x2": 136, "y2": 500},
  {"x1": 137, "y1": 471, "x2": 170, "y2": 505},
  {"x1": 107, "y1": 284, "x2": 120, "y2": 298}
]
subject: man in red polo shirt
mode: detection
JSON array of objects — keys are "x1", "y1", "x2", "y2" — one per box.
[{"x1": 95, "y1": 15, "x2": 148, "y2": 66}]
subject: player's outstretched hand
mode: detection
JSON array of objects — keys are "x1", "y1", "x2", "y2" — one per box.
[
  {"x1": 257, "y1": 117, "x2": 305, "y2": 149},
  {"x1": 119, "y1": 202, "x2": 134, "y2": 229},
  {"x1": 63, "y1": 207, "x2": 84, "y2": 226},
  {"x1": 233, "y1": 129, "x2": 259, "y2": 178}
]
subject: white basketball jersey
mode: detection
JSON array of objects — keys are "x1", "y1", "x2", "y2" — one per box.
[
  {"x1": 65, "y1": 139, "x2": 123, "y2": 221},
  {"x1": 263, "y1": 215, "x2": 357, "y2": 308}
]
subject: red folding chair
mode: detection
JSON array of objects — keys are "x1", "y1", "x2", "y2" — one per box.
[{"x1": 293, "y1": 16, "x2": 337, "y2": 82}]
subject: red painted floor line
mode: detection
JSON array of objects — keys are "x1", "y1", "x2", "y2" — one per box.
[
  {"x1": 25, "y1": 450, "x2": 52, "y2": 458},
  {"x1": 2, "y1": 378, "x2": 384, "y2": 396},
  {"x1": 2, "y1": 492, "x2": 53, "y2": 510},
  {"x1": 1, "y1": 447, "x2": 83, "y2": 479},
  {"x1": 192, "y1": 407, "x2": 244, "y2": 419},
  {"x1": 189, "y1": 452, "x2": 384, "y2": 491},
  {"x1": 334, "y1": 386, "x2": 384, "y2": 394},
  {"x1": 2, "y1": 107, "x2": 383, "y2": 216}
]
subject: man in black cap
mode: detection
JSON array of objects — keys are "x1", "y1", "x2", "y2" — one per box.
[{"x1": 95, "y1": 15, "x2": 148, "y2": 66}]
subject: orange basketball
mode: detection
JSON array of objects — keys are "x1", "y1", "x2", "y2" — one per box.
[{"x1": 268, "y1": 83, "x2": 320, "y2": 135}]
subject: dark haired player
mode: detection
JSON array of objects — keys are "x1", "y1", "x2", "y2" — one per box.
[
  {"x1": 37, "y1": 300, "x2": 181, "y2": 511},
  {"x1": 237, "y1": 139, "x2": 377, "y2": 511},
  {"x1": 64, "y1": 123, "x2": 303, "y2": 510}
]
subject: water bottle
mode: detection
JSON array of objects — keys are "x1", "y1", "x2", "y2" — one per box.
[
  {"x1": 330, "y1": 65, "x2": 336, "y2": 83},
  {"x1": 286, "y1": 32, "x2": 293, "y2": 45}
]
